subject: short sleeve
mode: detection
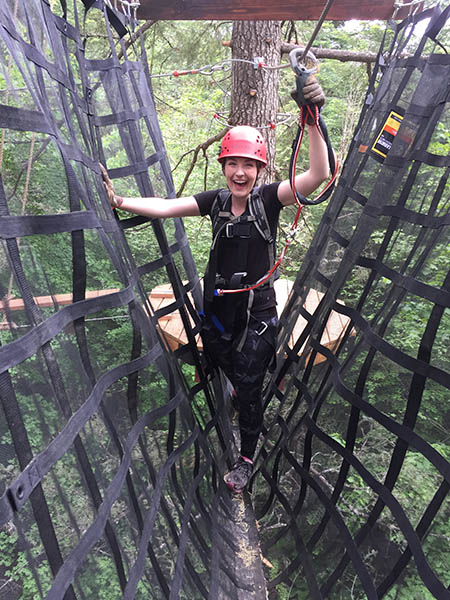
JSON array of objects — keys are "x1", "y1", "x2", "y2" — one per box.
[{"x1": 193, "y1": 189, "x2": 222, "y2": 217}]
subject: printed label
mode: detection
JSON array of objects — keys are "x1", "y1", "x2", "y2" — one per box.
[{"x1": 371, "y1": 110, "x2": 404, "y2": 160}]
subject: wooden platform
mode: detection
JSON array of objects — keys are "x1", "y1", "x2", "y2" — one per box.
[
  {"x1": 0, "y1": 289, "x2": 121, "y2": 330},
  {"x1": 0, "y1": 289, "x2": 121, "y2": 312},
  {"x1": 0, "y1": 282, "x2": 354, "y2": 364},
  {"x1": 150, "y1": 279, "x2": 353, "y2": 364}
]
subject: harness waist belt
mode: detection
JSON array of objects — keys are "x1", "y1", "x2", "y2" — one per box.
[{"x1": 215, "y1": 272, "x2": 272, "y2": 291}]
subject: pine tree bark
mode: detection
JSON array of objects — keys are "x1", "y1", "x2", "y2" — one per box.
[{"x1": 230, "y1": 21, "x2": 281, "y2": 183}]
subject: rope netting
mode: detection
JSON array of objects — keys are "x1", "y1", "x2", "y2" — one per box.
[
  {"x1": 259, "y1": 6, "x2": 450, "y2": 598},
  {"x1": 0, "y1": 1, "x2": 448, "y2": 599}
]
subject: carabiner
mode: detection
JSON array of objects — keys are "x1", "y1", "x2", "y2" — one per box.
[
  {"x1": 288, "y1": 47, "x2": 318, "y2": 74},
  {"x1": 289, "y1": 48, "x2": 318, "y2": 107}
]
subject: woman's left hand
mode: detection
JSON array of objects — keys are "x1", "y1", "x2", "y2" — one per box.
[{"x1": 303, "y1": 75, "x2": 325, "y2": 108}]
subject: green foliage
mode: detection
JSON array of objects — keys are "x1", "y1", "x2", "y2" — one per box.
[
  {"x1": 0, "y1": 528, "x2": 52, "y2": 599},
  {"x1": 2, "y1": 7, "x2": 449, "y2": 599}
]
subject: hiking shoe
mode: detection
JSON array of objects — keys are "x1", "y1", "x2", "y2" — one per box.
[{"x1": 224, "y1": 457, "x2": 253, "y2": 493}]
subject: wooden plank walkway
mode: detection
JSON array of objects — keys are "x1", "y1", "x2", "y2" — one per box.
[
  {"x1": 0, "y1": 289, "x2": 121, "y2": 330},
  {"x1": 0, "y1": 282, "x2": 354, "y2": 364},
  {"x1": 149, "y1": 279, "x2": 353, "y2": 364},
  {"x1": 0, "y1": 289, "x2": 121, "y2": 312}
]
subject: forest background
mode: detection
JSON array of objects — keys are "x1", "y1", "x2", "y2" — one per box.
[
  {"x1": 0, "y1": 1, "x2": 449, "y2": 598},
  {"x1": 89, "y1": 8, "x2": 450, "y2": 599}
]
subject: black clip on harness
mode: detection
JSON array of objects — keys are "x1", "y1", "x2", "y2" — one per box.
[{"x1": 214, "y1": 49, "x2": 338, "y2": 297}]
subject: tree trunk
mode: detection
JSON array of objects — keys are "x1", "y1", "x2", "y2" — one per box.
[{"x1": 230, "y1": 21, "x2": 281, "y2": 183}]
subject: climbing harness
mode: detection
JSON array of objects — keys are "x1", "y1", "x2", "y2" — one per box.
[
  {"x1": 203, "y1": 187, "x2": 275, "y2": 303},
  {"x1": 212, "y1": 51, "x2": 338, "y2": 299},
  {"x1": 201, "y1": 183, "x2": 279, "y2": 350}
]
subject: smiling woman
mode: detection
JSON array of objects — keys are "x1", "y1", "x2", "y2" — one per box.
[
  {"x1": 101, "y1": 78, "x2": 328, "y2": 492},
  {"x1": 223, "y1": 157, "x2": 260, "y2": 211},
  {"x1": 218, "y1": 126, "x2": 266, "y2": 212}
]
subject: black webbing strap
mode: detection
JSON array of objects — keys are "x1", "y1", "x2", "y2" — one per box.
[
  {"x1": 305, "y1": 416, "x2": 450, "y2": 599},
  {"x1": 100, "y1": 19, "x2": 224, "y2": 595},
  {"x1": 123, "y1": 432, "x2": 211, "y2": 600},
  {"x1": 257, "y1": 8, "x2": 450, "y2": 597},
  {"x1": 318, "y1": 275, "x2": 450, "y2": 592},
  {"x1": 46, "y1": 387, "x2": 186, "y2": 599},
  {"x1": 2, "y1": 351, "x2": 159, "y2": 514},
  {"x1": 0, "y1": 211, "x2": 114, "y2": 237},
  {"x1": 0, "y1": 176, "x2": 129, "y2": 598},
  {"x1": 0, "y1": 286, "x2": 135, "y2": 376},
  {"x1": 0, "y1": 104, "x2": 53, "y2": 133},
  {"x1": 81, "y1": 0, "x2": 128, "y2": 38},
  {"x1": 265, "y1": 440, "x2": 378, "y2": 598},
  {"x1": 0, "y1": 370, "x2": 77, "y2": 600},
  {"x1": 377, "y1": 480, "x2": 450, "y2": 596}
]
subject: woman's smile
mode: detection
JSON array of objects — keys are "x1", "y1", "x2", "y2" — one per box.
[{"x1": 224, "y1": 157, "x2": 259, "y2": 199}]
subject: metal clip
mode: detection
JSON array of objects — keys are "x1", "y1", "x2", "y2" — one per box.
[
  {"x1": 253, "y1": 56, "x2": 265, "y2": 69},
  {"x1": 286, "y1": 227, "x2": 298, "y2": 244},
  {"x1": 256, "y1": 321, "x2": 269, "y2": 336},
  {"x1": 225, "y1": 223, "x2": 234, "y2": 238},
  {"x1": 289, "y1": 48, "x2": 318, "y2": 107},
  {"x1": 229, "y1": 272, "x2": 247, "y2": 288},
  {"x1": 288, "y1": 47, "x2": 318, "y2": 73}
]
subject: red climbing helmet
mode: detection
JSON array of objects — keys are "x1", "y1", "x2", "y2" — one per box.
[{"x1": 218, "y1": 126, "x2": 267, "y2": 167}]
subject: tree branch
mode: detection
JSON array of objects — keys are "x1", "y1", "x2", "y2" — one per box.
[
  {"x1": 281, "y1": 42, "x2": 378, "y2": 64},
  {"x1": 117, "y1": 20, "x2": 156, "y2": 60},
  {"x1": 176, "y1": 128, "x2": 227, "y2": 197},
  {"x1": 223, "y1": 39, "x2": 379, "y2": 64}
]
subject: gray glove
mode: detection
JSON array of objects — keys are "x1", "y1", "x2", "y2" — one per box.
[
  {"x1": 291, "y1": 74, "x2": 325, "y2": 124},
  {"x1": 302, "y1": 75, "x2": 325, "y2": 108}
]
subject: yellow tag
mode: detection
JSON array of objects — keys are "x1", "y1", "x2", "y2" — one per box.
[{"x1": 371, "y1": 110, "x2": 403, "y2": 160}]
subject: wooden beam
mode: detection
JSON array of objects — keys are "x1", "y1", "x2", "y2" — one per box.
[
  {"x1": 0, "y1": 289, "x2": 121, "y2": 312},
  {"x1": 137, "y1": 0, "x2": 413, "y2": 22}
]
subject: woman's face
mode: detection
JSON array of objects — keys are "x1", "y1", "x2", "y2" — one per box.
[{"x1": 223, "y1": 156, "x2": 259, "y2": 200}]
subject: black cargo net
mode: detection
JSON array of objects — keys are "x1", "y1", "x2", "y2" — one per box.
[{"x1": 0, "y1": 2, "x2": 448, "y2": 599}]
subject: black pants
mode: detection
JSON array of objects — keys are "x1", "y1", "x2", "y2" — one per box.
[{"x1": 202, "y1": 314, "x2": 278, "y2": 459}]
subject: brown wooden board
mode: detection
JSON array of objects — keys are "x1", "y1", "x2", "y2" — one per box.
[
  {"x1": 0, "y1": 283, "x2": 354, "y2": 358},
  {"x1": 150, "y1": 279, "x2": 354, "y2": 363},
  {"x1": 273, "y1": 279, "x2": 353, "y2": 365},
  {"x1": 0, "y1": 288, "x2": 121, "y2": 312},
  {"x1": 137, "y1": 0, "x2": 414, "y2": 22}
]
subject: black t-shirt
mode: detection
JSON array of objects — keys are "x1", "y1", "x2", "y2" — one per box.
[{"x1": 194, "y1": 182, "x2": 282, "y2": 322}]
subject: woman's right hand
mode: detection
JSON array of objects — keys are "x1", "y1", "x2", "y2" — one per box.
[{"x1": 99, "y1": 163, "x2": 123, "y2": 208}]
